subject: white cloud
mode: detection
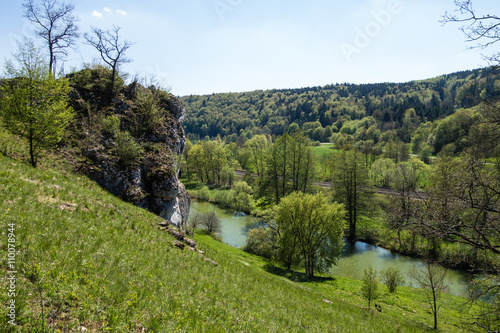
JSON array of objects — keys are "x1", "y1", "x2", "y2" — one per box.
[
  {"x1": 103, "y1": 7, "x2": 111, "y2": 12},
  {"x1": 92, "y1": 10, "x2": 103, "y2": 19},
  {"x1": 116, "y1": 9, "x2": 127, "y2": 16}
]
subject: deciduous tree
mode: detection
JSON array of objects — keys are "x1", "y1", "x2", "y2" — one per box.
[
  {"x1": 410, "y1": 263, "x2": 448, "y2": 330},
  {"x1": 361, "y1": 266, "x2": 379, "y2": 309},
  {"x1": 275, "y1": 192, "x2": 345, "y2": 277},
  {"x1": 0, "y1": 39, "x2": 74, "y2": 167},
  {"x1": 84, "y1": 26, "x2": 133, "y2": 100},
  {"x1": 332, "y1": 148, "x2": 374, "y2": 242},
  {"x1": 23, "y1": 0, "x2": 79, "y2": 74}
]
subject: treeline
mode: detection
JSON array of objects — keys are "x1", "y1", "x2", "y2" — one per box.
[{"x1": 182, "y1": 67, "x2": 500, "y2": 157}]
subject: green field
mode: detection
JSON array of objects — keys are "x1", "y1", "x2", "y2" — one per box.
[
  {"x1": 312, "y1": 143, "x2": 338, "y2": 158},
  {"x1": 0, "y1": 149, "x2": 485, "y2": 332}
]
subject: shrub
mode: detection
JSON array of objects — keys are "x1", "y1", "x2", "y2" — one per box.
[
  {"x1": 199, "y1": 212, "x2": 221, "y2": 234},
  {"x1": 101, "y1": 115, "x2": 121, "y2": 137},
  {"x1": 232, "y1": 192, "x2": 254, "y2": 213},
  {"x1": 231, "y1": 181, "x2": 254, "y2": 213},
  {"x1": 197, "y1": 186, "x2": 210, "y2": 202},
  {"x1": 380, "y1": 267, "x2": 405, "y2": 293},
  {"x1": 233, "y1": 181, "x2": 253, "y2": 194},
  {"x1": 187, "y1": 213, "x2": 203, "y2": 236},
  {"x1": 361, "y1": 266, "x2": 379, "y2": 309},
  {"x1": 114, "y1": 130, "x2": 144, "y2": 168},
  {"x1": 214, "y1": 190, "x2": 231, "y2": 207},
  {"x1": 244, "y1": 227, "x2": 277, "y2": 259},
  {"x1": 134, "y1": 87, "x2": 164, "y2": 133}
]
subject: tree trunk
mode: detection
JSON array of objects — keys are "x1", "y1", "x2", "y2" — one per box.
[
  {"x1": 29, "y1": 136, "x2": 36, "y2": 168},
  {"x1": 110, "y1": 64, "x2": 117, "y2": 102}
]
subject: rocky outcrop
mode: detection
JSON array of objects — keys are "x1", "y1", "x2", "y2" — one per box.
[{"x1": 68, "y1": 69, "x2": 190, "y2": 227}]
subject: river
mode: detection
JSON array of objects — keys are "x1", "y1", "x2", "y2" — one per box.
[{"x1": 190, "y1": 200, "x2": 472, "y2": 297}]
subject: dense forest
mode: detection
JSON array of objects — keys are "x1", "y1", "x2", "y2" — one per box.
[{"x1": 182, "y1": 67, "x2": 500, "y2": 157}]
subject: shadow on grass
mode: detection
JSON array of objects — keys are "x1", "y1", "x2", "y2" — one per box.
[{"x1": 264, "y1": 263, "x2": 336, "y2": 283}]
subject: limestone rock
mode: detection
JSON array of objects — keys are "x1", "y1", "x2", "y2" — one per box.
[{"x1": 70, "y1": 71, "x2": 190, "y2": 228}]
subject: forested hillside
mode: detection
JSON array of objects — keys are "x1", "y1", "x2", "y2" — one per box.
[{"x1": 182, "y1": 67, "x2": 500, "y2": 156}]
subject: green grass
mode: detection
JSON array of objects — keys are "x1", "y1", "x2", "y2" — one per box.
[
  {"x1": 312, "y1": 143, "x2": 340, "y2": 159},
  {"x1": 0, "y1": 129, "x2": 484, "y2": 332},
  {"x1": 0, "y1": 153, "x2": 485, "y2": 332}
]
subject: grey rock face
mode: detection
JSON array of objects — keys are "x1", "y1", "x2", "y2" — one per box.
[{"x1": 77, "y1": 87, "x2": 190, "y2": 228}]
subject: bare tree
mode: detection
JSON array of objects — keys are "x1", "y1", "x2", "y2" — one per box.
[
  {"x1": 442, "y1": 0, "x2": 500, "y2": 64},
  {"x1": 410, "y1": 263, "x2": 448, "y2": 330},
  {"x1": 199, "y1": 212, "x2": 221, "y2": 234},
  {"x1": 84, "y1": 26, "x2": 133, "y2": 100},
  {"x1": 23, "y1": 0, "x2": 79, "y2": 74}
]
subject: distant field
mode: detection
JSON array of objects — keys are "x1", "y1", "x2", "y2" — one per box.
[{"x1": 312, "y1": 143, "x2": 338, "y2": 158}]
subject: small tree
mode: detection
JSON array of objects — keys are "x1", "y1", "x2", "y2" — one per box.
[
  {"x1": 0, "y1": 39, "x2": 74, "y2": 167},
  {"x1": 410, "y1": 263, "x2": 448, "y2": 330},
  {"x1": 187, "y1": 213, "x2": 202, "y2": 236},
  {"x1": 200, "y1": 212, "x2": 221, "y2": 234},
  {"x1": 23, "y1": 0, "x2": 79, "y2": 74},
  {"x1": 468, "y1": 274, "x2": 500, "y2": 331},
  {"x1": 361, "y1": 266, "x2": 379, "y2": 309},
  {"x1": 84, "y1": 26, "x2": 133, "y2": 100},
  {"x1": 380, "y1": 267, "x2": 405, "y2": 294}
]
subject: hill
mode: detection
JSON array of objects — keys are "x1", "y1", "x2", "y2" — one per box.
[
  {"x1": 181, "y1": 67, "x2": 500, "y2": 155},
  {"x1": 0, "y1": 151, "x2": 481, "y2": 332}
]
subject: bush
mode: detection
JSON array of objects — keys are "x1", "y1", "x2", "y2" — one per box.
[
  {"x1": 187, "y1": 213, "x2": 203, "y2": 236},
  {"x1": 380, "y1": 267, "x2": 405, "y2": 293},
  {"x1": 214, "y1": 190, "x2": 231, "y2": 207},
  {"x1": 134, "y1": 87, "x2": 164, "y2": 133},
  {"x1": 101, "y1": 115, "x2": 121, "y2": 137},
  {"x1": 244, "y1": 227, "x2": 277, "y2": 259},
  {"x1": 114, "y1": 130, "x2": 144, "y2": 167},
  {"x1": 68, "y1": 66, "x2": 125, "y2": 99},
  {"x1": 231, "y1": 181, "x2": 254, "y2": 213},
  {"x1": 232, "y1": 192, "x2": 254, "y2": 213},
  {"x1": 197, "y1": 186, "x2": 210, "y2": 202},
  {"x1": 199, "y1": 212, "x2": 221, "y2": 234},
  {"x1": 361, "y1": 266, "x2": 379, "y2": 309}
]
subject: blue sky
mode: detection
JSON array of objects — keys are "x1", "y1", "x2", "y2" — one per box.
[{"x1": 1, "y1": 0, "x2": 499, "y2": 96}]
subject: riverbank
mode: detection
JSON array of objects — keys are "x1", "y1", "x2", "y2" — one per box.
[
  {"x1": 0, "y1": 154, "x2": 484, "y2": 332},
  {"x1": 190, "y1": 199, "x2": 472, "y2": 298},
  {"x1": 186, "y1": 182, "x2": 491, "y2": 278}
]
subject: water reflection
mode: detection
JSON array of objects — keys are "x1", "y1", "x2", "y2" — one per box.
[{"x1": 189, "y1": 200, "x2": 472, "y2": 297}]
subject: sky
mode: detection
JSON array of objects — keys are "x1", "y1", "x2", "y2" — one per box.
[{"x1": 1, "y1": 0, "x2": 499, "y2": 97}]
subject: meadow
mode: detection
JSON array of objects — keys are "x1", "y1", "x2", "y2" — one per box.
[{"x1": 0, "y1": 147, "x2": 483, "y2": 332}]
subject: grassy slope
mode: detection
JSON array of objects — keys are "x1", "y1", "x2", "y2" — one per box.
[{"x1": 0, "y1": 150, "x2": 481, "y2": 332}]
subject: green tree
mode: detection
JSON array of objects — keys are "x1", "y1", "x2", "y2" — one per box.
[
  {"x1": 244, "y1": 227, "x2": 277, "y2": 259},
  {"x1": 332, "y1": 148, "x2": 374, "y2": 242},
  {"x1": 263, "y1": 132, "x2": 315, "y2": 204},
  {"x1": 0, "y1": 39, "x2": 74, "y2": 167},
  {"x1": 275, "y1": 192, "x2": 345, "y2": 277},
  {"x1": 244, "y1": 134, "x2": 268, "y2": 178},
  {"x1": 369, "y1": 158, "x2": 396, "y2": 187},
  {"x1": 181, "y1": 138, "x2": 193, "y2": 180},
  {"x1": 361, "y1": 266, "x2": 379, "y2": 309}
]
